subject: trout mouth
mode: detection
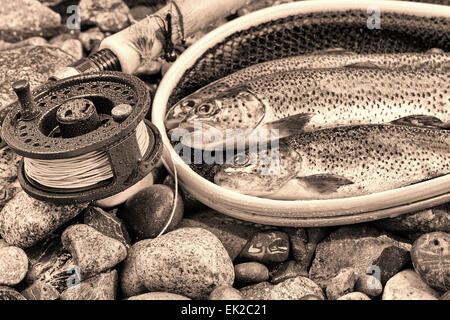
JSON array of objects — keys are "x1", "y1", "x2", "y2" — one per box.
[
  {"x1": 168, "y1": 120, "x2": 227, "y2": 150},
  {"x1": 165, "y1": 99, "x2": 197, "y2": 130}
]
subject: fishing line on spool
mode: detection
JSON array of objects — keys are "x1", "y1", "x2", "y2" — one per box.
[{"x1": 23, "y1": 121, "x2": 149, "y2": 189}]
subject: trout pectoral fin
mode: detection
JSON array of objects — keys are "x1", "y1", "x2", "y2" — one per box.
[
  {"x1": 344, "y1": 61, "x2": 381, "y2": 69},
  {"x1": 390, "y1": 115, "x2": 446, "y2": 129},
  {"x1": 296, "y1": 174, "x2": 354, "y2": 194},
  {"x1": 261, "y1": 113, "x2": 314, "y2": 139}
]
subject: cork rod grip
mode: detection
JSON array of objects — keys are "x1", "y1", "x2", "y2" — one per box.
[{"x1": 99, "y1": 0, "x2": 250, "y2": 74}]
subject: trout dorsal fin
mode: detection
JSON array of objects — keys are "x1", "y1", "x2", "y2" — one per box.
[
  {"x1": 311, "y1": 48, "x2": 356, "y2": 55},
  {"x1": 344, "y1": 61, "x2": 381, "y2": 69},
  {"x1": 390, "y1": 115, "x2": 447, "y2": 129},
  {"x1": 296, "y1": 174, "x2": 354, "y2": 194}
]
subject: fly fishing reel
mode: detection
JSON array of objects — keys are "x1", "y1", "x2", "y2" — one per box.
[{"x1": 1, "y1": 72, "x2": 162, "y2": 205}]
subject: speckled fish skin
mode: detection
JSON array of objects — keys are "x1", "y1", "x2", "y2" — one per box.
[
  {"x1": 165, "y1": 52, "x2": 450, "y2": 123},
  {"x1": 174, "y1": 66, "x2": 449, "y2": 141},
  {"x1": 214, "y1": 125, "x2": 450, "y2": 200}
]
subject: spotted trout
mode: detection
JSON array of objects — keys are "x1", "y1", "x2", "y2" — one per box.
[
  {"x1": 167, "y1": 54, "x2": 449, "y2": 149},
  {"x1": 213, "y1": 124, "x2": 450, "y2": 200},
  {"x1": 166, "y1": 51, "x2": 449, "y2": 129}
]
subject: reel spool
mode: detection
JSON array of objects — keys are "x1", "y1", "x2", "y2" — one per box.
[{"x1": 1, "y1": 72, "x2": 162, "y2": 205}]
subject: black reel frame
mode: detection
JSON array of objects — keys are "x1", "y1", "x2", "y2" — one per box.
[{"x1": 1, "y1": 72, "x2": 162, "y2": 204}]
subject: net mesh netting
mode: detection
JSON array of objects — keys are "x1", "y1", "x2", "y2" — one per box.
[{"x1": 168, "y1": 10, "x2": 449, "y2": 106}]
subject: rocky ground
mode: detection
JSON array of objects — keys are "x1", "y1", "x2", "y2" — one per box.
[{"x1": 0, "y1": 0, "x2": 449, "y2": 300}]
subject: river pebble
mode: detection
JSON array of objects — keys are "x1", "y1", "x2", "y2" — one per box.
[
  {"x1": 270, "y1": 260, "x2": 307, "y2": 284},
  {"x1": 120, "y1": 185, "x2": 184, "y2": 240},
  {"x1": 119, "y1": 239, "x2": 150, "y2": 298},
  {"x1": 78, "y1": 0, "x2": 130, "y2": 32},
  {"x1": 0, "y1": 286, "x2": 26, "y2": 300},
  {"x1": 355, "y1": 274, "x2": 383, "y2": 297},
  {"x1": 0, "y1": 0, "x2": 61, "y2": 42},
  {"x1": 382, "y1": 269, "x2": 440, "y2": 300},
  {"x1": 239, "y1": 230, "x2": 289, "y2": 264},
  {"x1": 135, "y1": 227, "x2": 234, "y2": 299},
  {"x1": 269, "y1": 276, "x2": 324, "y2": 300},
  {"x1": 325, "y1": 267, "x2": 357, "y2": 300},
  {"x1": 373, "y1": 204, "x2": 450, "y2": 240},
  {"x1": 178, "y1": 209, "x2": 259, "y2": 261},
  {"x1": 21, "y1": 281, "x2": 60, "y2": 300},
  {"x1": 240, "y1": 282, "x2": 274, "y2": 300},
  {"x1": 78, "y1": 27, "x2": 105, "y2": 52},
  {"x1": 84, "y1": 206, "x2": 131, "y2": 250},
  {"x1": 309, "y1": 225, "x2": 411, "y2": 288},
  {"x1": 60, "y1": 270, "x2": 118, "y2": 300},
  {"x1": 0, "y1": 191, "x2": 86, "y2": 249},
  {"x1": 61, "y1": 224, "x2": 127, "y2": 278},
  {"x1": 235, "y1": 262, "x2": 269, "y2": 284},
  {"x1": 128, "y1": 292, "x2": 191, "y2": 300},
  {"x1": 372, "y1": 245, "x2": 411, "y2": 285},
  {"x1": 208, "y1": 286, "x2": 244, "y2": 300},
  {"x1": 411, "y1": 232, "x2": 449, "y2": 291},
  {"x1": 337, "y1": 292, "x2": 371, "y2": 300},
  {"x1": 0, "y1": 246, "x2": 28, "y2": 286}
]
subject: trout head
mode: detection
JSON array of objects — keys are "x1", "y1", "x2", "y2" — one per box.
[
  {"x1": 213, "y1": 143, "x2": 302, "y2": 197},
  {"x1": 167, "y1": 86, "x2": 266, "y2": 150}
]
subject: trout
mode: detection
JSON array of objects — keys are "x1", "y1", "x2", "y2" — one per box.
[
  {"x1": 165, "y1": 51, "x2": 450, "y2": 134},
  {"x1": 213, "y1": 124, "x2": 450, "y2": 200},
  {"x1": 169, "y1": 63, "x2": 449, "y2": 149}
]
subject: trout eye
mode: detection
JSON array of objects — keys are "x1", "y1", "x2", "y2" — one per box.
[
  {"x1": 196, "y1": 103, "x2": 214, "y2": 116},
  {"x1": 233, "y1": 153, "x2": 250, "y2": 166}
]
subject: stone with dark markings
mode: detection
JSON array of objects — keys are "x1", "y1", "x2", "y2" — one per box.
[
  {"x1": 440, "y1": 290, "x2": 450, "y2": 300},
  {"x1": 411, "y1": 232, "x2": 450, "y2": 291},
  {"x1": 25, "y1": 235, "x2": 64, "y2": 283},
  {"x1": 239, "y1": 230, "x2": 289, "y2": 264}
]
